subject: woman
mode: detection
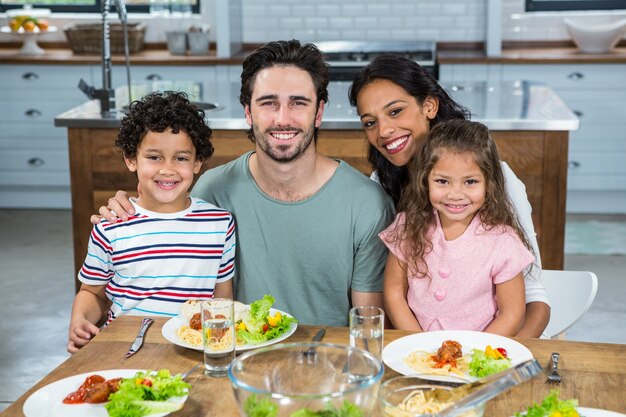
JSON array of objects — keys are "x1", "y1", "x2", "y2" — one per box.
[{"x1": 348, "y1": 55, "x2": 550, "y2": 338}]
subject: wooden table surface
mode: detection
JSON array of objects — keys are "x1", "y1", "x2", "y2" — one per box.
[{"x1": 4, "y1": 316, "x2": 626, "y2": 416}]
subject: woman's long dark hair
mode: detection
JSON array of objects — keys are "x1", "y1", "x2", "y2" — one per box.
[{"x1": 349, "y1": 55, "x2": 470, "y2": 206}]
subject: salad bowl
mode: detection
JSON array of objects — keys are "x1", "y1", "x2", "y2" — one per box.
[{"x1": 229, "y1": 342, "x2": 383, "y2": 417}]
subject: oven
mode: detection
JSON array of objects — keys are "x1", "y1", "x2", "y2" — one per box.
[{"x1": 315, "y1": 40, "x2": 438, "y2": 81}]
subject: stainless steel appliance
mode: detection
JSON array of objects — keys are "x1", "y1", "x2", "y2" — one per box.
[{"x1": 315, "y1": 40, "x2": 438, "y2": 81}]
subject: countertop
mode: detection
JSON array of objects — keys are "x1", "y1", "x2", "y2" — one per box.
[
  {"x1": 438, "y1": 45, "x2": 626, "y2": 64},
  {"x1": 55, "y1": 80, "x2": 579, "y2": 131},
  {"x1": 3, "y1": 42, "x2": 626, "y2": 64}
]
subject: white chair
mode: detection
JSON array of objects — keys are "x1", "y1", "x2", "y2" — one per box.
[{"x1": 541, "y1": 270, "x2": 598, "y2": 339}]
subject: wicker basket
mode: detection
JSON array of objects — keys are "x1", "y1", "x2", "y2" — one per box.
[{"x1": 64, "y1": 22, "x2": 147, "y2": 55}]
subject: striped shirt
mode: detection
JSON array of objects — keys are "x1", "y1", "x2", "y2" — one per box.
[{"x1": 79, "y1": 197, "x2": 236, "y2": 320}]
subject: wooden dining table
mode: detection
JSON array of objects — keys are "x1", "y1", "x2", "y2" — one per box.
[{"x1": 5, "y1": 316, "x2": 626, "y2": 417}]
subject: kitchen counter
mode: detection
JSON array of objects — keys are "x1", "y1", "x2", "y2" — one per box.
[
  {"x1": 55, "y1": 80, "x2": 579, "y2": 131},
  {"x1": 56, "y1": 80, "x2": 577, "y2": 290},
  {"x1": 438, "y1": 45, "x2": 626, "y2": 64},
  {"x1": 0, "y1": 45, "x2": 248, "y2": 65},
  {"x1": 3, "y1": 42, "x2": 626, "y2": 65}
]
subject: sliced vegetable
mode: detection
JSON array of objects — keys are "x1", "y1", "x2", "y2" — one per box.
[{"x1": 469, "y1": 347, "x2": 511, "y2": 377}]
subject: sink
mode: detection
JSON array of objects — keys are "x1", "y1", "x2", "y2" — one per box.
[{"x1": 192, "y1": 101, "x2": 220, "y2": 111}]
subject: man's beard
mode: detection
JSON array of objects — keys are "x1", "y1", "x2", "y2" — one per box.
[{"x1": 252, "y1": 122, "x2": 316, "y2": 163}]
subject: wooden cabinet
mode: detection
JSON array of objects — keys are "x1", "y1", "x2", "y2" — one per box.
[
  {"x1": 0, "y1": 65, "x2": 93, "y2": 208},
  {"x1": 65, "y1": 126, "x2": 568, "y2": 291}
]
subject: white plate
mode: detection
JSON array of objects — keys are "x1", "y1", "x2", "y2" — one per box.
[
  {"x1": 382, "y1": 330, "x2": 533, "y2": 381},
  {"x1": 579, "y1": 408, "x2": 626, "y2": 417},
  {"x1": 161, "y1": 307, "x2": 297, "y2": 352},
  {"x1": 23, "y1": 369, "x2": 187, "y2": 417}
]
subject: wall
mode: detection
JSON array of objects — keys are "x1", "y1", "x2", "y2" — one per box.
[
  {"x1": 2, "y1": 0, "x2": 626, "y2": 46},
  {"x1": 239, "y1": 0, "x2": 486, "y2": 43}
]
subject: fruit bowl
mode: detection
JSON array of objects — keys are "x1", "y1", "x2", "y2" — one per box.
[
  {"x1": 228, "y1": 342, "x2": 383, "y2": 417},
  {"x1": 1, "y1": 25, "x2": 57, "y2": 55},
  {"x1": 6, "y1": 7, "x2": 51, "y2": 33},
  {"x1": 564, "y1": 17, "x2": 626, "y2": 54},
  {"x1": 3, "y1": 7, "x2": 54, "y2": 55}
]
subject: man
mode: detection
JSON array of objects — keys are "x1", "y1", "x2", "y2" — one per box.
[{"x1": 96, "y1": 40, "x2": 395, "y2": 326}]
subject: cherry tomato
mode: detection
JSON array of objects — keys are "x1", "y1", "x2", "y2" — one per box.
[
  {"x1": 496, "y1": 347, "x2": 508, "y2": 358},
  {"x1": 262, "y1": 323, "x2": 269, "y2": 333},
  {"x1": 141, "y1": 378, "x2": 153, "y2": 387}
]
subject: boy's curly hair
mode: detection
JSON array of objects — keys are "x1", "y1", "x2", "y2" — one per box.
[{"x1": 116, "y1": 91, "x2": 214, "y2": 160}]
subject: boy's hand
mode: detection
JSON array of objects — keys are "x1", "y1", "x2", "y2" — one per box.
[
  {"x1": 90, "y1": 190, "x2": 137, "y2": 225},
  {"x1": 68, "y1": 319, "x2": 100, "y2": 353}
]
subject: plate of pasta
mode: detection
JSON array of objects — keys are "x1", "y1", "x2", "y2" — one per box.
[
  {"x1": 161, "y1": 296, "x2": 297, "y2": 352},
  {"x1": 382, "y1": 330, "x2": 533, "y2": 382}
]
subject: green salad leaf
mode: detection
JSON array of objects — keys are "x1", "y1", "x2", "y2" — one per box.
[
  {"x1": 468, "y1": 348, "x2": 511, "y2": 377},
  {"x1": 105, "y1": 369, "x2": 190, "y2": 417},
  {"x1": 515, "y1": 390, "x2": 579, "y2": 417},
  {"x1": 244, "y1": 395, "x2": 363, "y2": 417},
  {"x1": 236, "y1": 294, "x2": 298, "y2": 345}
]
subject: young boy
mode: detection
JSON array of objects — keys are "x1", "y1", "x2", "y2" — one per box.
[{"x1": 67, "y1": 91, "x2": 236, "y2": 353}]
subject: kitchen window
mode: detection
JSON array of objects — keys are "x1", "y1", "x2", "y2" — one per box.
[
  {"x1": 526, "y1": 0, "x2": 626, "y2": 11},
  {"x1": 0, "y1": 0, "x2": 199, "y2": 14}
]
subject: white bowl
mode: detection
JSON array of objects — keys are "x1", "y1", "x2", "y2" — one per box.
[{"x1": 564, "y1": 17, "x2": 626, "y2": 54}]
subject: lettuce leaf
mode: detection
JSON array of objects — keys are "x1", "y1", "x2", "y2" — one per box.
[
  {"x1": 469, "y1": 348, "x2": 511, "y2": 378},
  {"x1": 243, "y1": 294, "x2": 275, "y2": 334},
  {"x1": 515, "y1": 390, "x2": 579, "y2": 417},
  {"x1": 237, "y1": 295, "x2": 298, "y2": 345},
  {"x1": 105, "y1": 369, "x2": 190, "y2": 417}
]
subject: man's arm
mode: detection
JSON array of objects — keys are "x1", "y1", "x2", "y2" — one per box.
[{"x1": 351, "y1": 290, "x2": 384, "y2": 309}]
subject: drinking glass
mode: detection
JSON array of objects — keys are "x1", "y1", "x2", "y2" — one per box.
[
  {"x1": 202, "y1": 298, "x2": 236, "y2": 377},
  {"x1": 349, "y1": 306, "x2": 384, "y2": 361}
]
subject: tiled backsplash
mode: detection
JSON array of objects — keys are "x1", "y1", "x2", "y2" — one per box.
[
  {"x1": 236, "y1": 0, "x2": 626, "y2": 43},
  {"x1": 1, "y1": 0, "x2": 625, "y2": 46},
  {"x1": 240, "y1": 0, "x2": 487, "y2": 43}
]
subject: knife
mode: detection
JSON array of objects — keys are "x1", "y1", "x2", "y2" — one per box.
[
  {"x1": 304, "y1": 328, "x2": 326, "y2": 357},
  {"x1": 125, "y1": 317, "x2": 154, "y2": 358}
]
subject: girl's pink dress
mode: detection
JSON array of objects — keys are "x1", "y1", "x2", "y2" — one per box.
[{"x1": 380, "y1": 212, "x2": 534, "y2": 331}]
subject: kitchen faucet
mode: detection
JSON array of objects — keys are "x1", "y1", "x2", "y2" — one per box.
[{"x1": 78, "y1": 0, "x2": 130, "y2": 117}]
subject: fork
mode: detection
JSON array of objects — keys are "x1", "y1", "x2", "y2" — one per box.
[{"x1": 547, "y1": 352, "x2": 562, "y2": 383}]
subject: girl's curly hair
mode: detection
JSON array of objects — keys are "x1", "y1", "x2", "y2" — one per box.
[{"x1": 116, "y1": 91, "x2": 214, "y2": 160}]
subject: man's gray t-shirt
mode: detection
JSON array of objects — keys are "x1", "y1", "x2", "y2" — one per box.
[{"x1": 192, "y1": 152, "x2": 395, "y2": 326}]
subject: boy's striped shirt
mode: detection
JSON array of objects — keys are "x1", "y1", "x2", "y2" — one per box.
[{"x1": 79, "y1": 197, "x2": 236, "y2": 320}]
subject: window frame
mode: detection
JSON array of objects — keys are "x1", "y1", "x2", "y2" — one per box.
[
  {"x1": 0, "y1": 2, "x2": 199, "y2": 14},
  {"x1": 526, "y1": 0, "x2": 626, "y2": 11}
]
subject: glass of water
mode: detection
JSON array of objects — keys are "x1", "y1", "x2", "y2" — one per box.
[
  {"x1": 349, "y1": 306, "x2": 384, "y2": 361},
  {"x1": 202, "y1": 298, "x2": 236, "y2": 377}
]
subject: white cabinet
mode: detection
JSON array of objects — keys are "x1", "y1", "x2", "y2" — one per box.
[
  {"x1": 500, "y1": 64, "x2": 626, "y2": 213},
  {"x1": 0, "y1": 65, "x2": 94, "y2": 208},
  {"x1": 440, "y1": 62, "x2": 626, "y2": 214},
  {"x1": 0, "y1": 63, "x2": 241, "y2": 209}
]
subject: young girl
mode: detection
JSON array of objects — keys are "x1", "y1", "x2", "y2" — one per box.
[{"x1": 380, "y1": 120, "x2": 534, "y2": 336}]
